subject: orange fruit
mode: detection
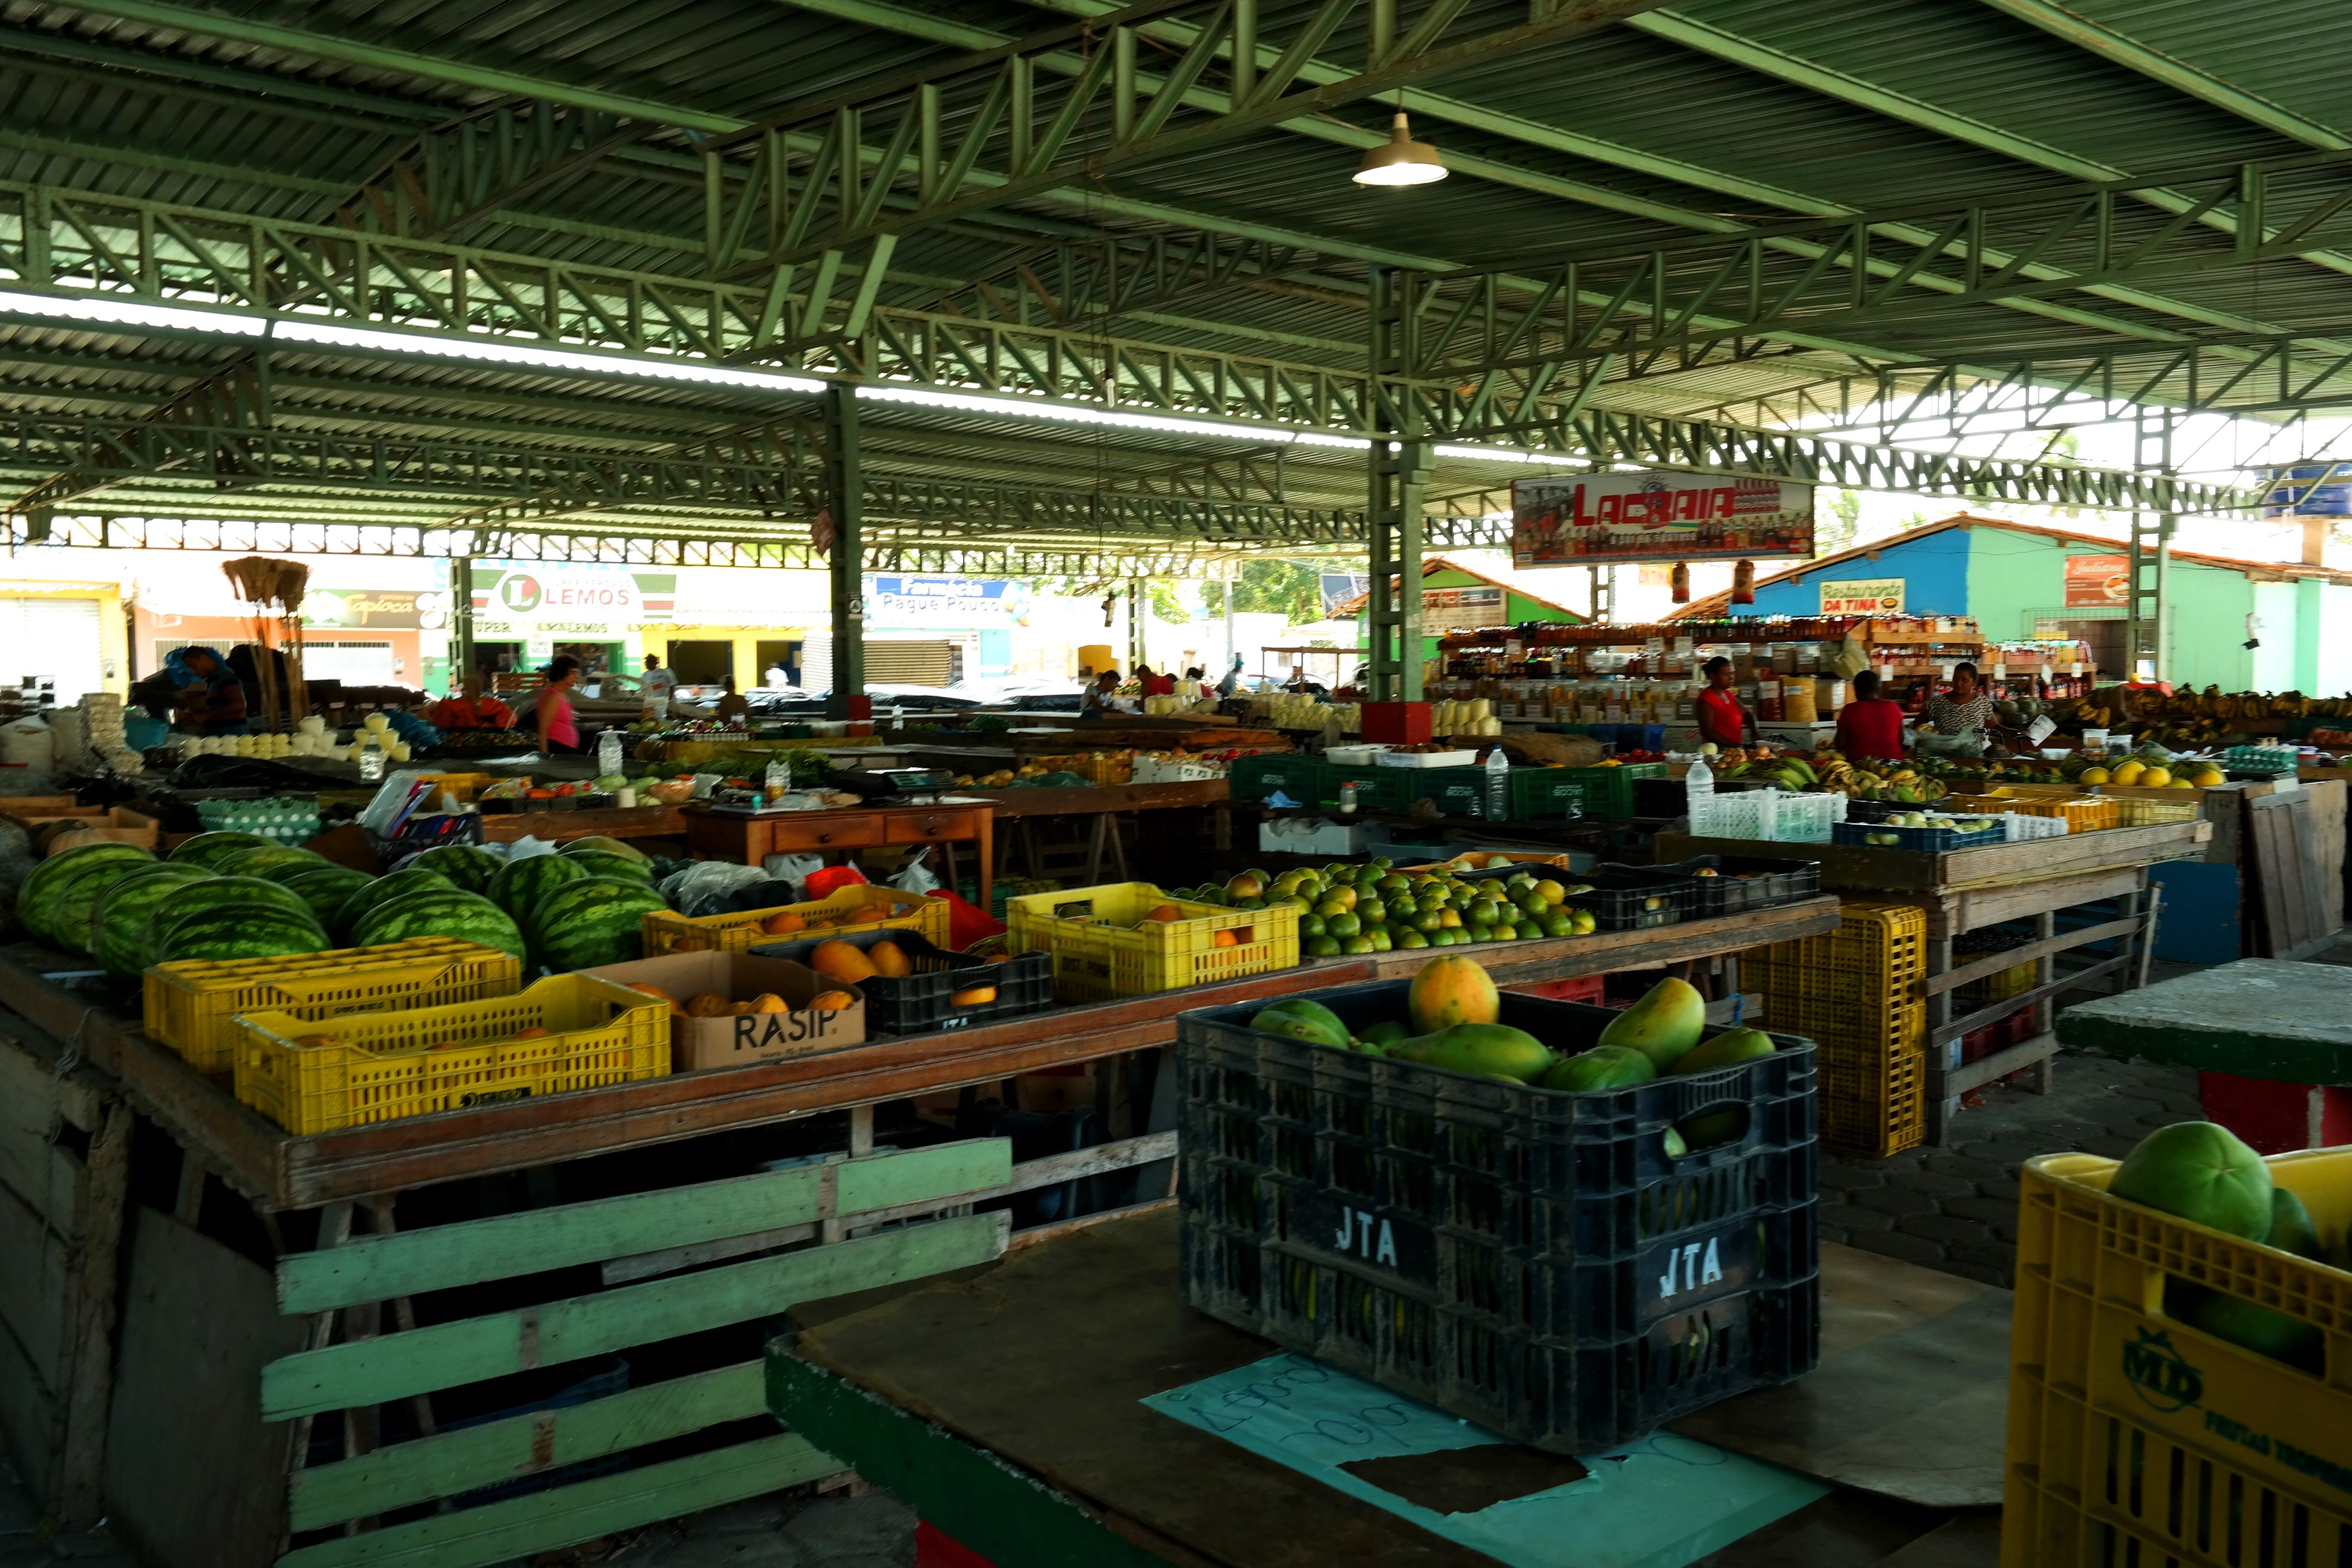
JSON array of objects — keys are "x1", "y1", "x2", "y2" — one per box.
[
  {"x1": 687, "y1": 991, "x2": 730, "y2": 1018},
  {"x1": 750, "y1": 992, "x2": 791, "y2": 1013},
  {"x1": 809, "y1": 938, "x2": 879, "y2": 983},
  {"x1": 1142, "y1": 903, "x2": 1186, "y2": 923},
  {"x1": 949, "y1": 985, "x2": 998, "y2": 1006},
  {"x1": 762, "y1": 910, "x2": 806, "y2": 935},
  {"x1": 1210, "y1": 929, "x2": 1240, "y2": 947},
  {"x1": 866, "y1": 940, "x2": 912, "y2": 978},
  {"x1": 730, "y1": 1001, "x2": 756, "y2": 1015},
  {"x1": 806, "y1": 990, "x2": 855, "y2": 1012},
  {"x1": 292, "y1": 1033, "x2": 336, "y2": 1049},
  {"x1": 511, "y1": 1026, "x2": 549, "y2": 1039}
]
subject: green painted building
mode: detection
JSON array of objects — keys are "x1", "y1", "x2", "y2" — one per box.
[
  {"x1": 1340, "y1": 557, "x2": 1587, "y2": 667},
  {"x1": 1679, "y1": 515, "x2": 2352, "y2": 692}
]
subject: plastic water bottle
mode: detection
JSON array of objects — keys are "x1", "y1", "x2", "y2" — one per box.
[
  {"x1": 1684, "y1": 753, "x2": 1714, "y2": 828},
  {"x1": 1483, "y1": 745, "x2": 1511, "y2": 820},
  {"x1": 597, "y1": 727, "x2": 625, "y2": 778},
  {"x1": 358, "y1": 730, "x2": 384, "y2": 782}
]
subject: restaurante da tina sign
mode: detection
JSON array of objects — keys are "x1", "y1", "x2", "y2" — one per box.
[{"x1": 1511, "y1": 471, "x2": 1815, "y2": 567}]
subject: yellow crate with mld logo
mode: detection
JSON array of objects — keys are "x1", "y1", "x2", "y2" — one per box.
[
  {"x1": 1005, "y1": 881, "x2": 1300, "y2": 1001},
  {"x1": 2004, "y1": 1148, "x2": 2352, "y2": 1568}
]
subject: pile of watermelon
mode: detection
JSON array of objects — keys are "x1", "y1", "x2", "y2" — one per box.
[{"x1": 16, "y1": 831, "x2": 677, "y2": 978}]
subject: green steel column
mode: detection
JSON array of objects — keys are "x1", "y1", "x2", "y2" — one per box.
[
  {"x1": 1366, "y1": 266, "x2": 1426, "y2": 704},
  {"x1": 823, "y1": 384, "x2": 867, "y2": 717},
  {"x1": 449, "y1": 554, "x2": 475, "y2": 681},
  {"x1": 2127, "y1": 411, "x2": 2175, "y2": 683},
  {"x1": 1127, "y1": 581, "x2": 1146, "y2": 673}
]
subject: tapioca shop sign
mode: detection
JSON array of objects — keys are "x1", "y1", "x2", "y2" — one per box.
[{"x1": 468, "y1": 564, "x2": 678, "y2": 639}]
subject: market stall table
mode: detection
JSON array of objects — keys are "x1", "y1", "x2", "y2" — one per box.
[
  {"x1": 2054, "y1": 958, "x2": 2352, "y2": 1152},
  {"x1": 765, "y1": 1207, "x2": 2010, "y2": 1568},
  {"x1": 477, "y1": 803, "x2": 689, "y2": 845},
  {"x1": 971, "y1": 778, "x2": 1233, "y2": 884},
  {"x1": 683, "y1": 799, "x2": 995, "y2": 912}
]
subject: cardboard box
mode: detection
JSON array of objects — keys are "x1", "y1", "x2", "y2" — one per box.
[
  {"x1": 11, "y1": 805, "x2": 161, "y2": 853},
  {"x1": 584, "y1": 951, "x2": 866, "y2": 1071}
]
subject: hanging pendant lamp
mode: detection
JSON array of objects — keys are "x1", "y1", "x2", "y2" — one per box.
[{"x1": 1354, "y1": 112, "x2": 1448, "y2": 186}]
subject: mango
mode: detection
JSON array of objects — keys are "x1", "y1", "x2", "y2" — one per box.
[
  {"x1": 1540, "y1": 1045, "x2": 1655, "y2": 1092},
  {"x1": 1673, "y1": 1027, "x2": 1777, "y2": 1077},
  {"x1": 2109, "y1": 1122, "x2": 2272, "y2": 1241},
  {"x1": 1390, "y1": 1022, "x2": 1557, "y2": 1083},
  {"x1": 2267, "y1": 1187, "x2": 2324, "y2": 1261},
  {"x1": 2183, "y1": 1285, "x2": 2324, "y2": 1373},
  {"x1": 1357, "y1": 1019, "x2": 1410, "y2": 1056},
  {"x1": 1596, "y1": 978, "x2": 1707, "y2": 1072},
  {"x1": 1406, "y1": 953, "x2": 1500, "y2": 1035},
  {"x1": 809, "y1": 939, "x2": 880, "y2": 984},
  {"x1": 1249, "y1": 998, "x2": 1353, "y2": 1050}
]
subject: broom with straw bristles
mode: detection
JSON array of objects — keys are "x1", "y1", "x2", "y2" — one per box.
[{"x1": 221, "y1": 556, "x2": 311, "y2": 729}]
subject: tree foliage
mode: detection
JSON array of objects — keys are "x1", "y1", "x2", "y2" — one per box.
[{"x1": 1200, "y1": 557, "x2": 1354, "y2": 624}]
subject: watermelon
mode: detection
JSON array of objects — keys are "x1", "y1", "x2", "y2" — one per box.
[
  {"x1": 559, "y1": 835, "x2": 648, "y2": 864},
  {"x1": 275, "y1": 863, "x2": 375, "y2": 928},
  {"x1": 141, "y1": 876, "x2": 320, "y2": 969},
  {"x1": 151, "y1": 906, "x2": 329, "y2": 967},
  {"x1": 90, "y1": 866, "x2": 210, "y2": 978},
  {"x1": 333, "y1": 867, "x2": 454, "y2": 940},
  {"x1": 19, "y1": 843, "x2": 155, "y2": 949},
  {"x1": 350, "y1": 887, "x2": 526, "y2": 962},
  {"x1": 563, "y1": 849, "x2": 655, "y2": 886},
  {"x1": 223, "y1": 844, "x2": 324, "y2": 879},
  {"x1": 488, "y1": 852, "x2": 585, "y2": 921},
  {"x1": 168, "y1": 831, "x2": 276, "y2": 870},
  {"x1": 402, "y1": 843, "x2": 505, "y2": 894},
  {"x1": 531, "y1": 878, "x2": 670, "y2": 971}
]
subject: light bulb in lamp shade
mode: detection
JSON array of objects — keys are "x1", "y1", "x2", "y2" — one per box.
[{"x1": 1355, "y1": 112, "x2": 1447, "y2": 186}]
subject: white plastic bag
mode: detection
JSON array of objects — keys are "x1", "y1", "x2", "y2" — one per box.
[
  {"x1": 760, "y1": 853, "x2": 828, "y2": 897},
  {"x1": 890, "y1": 848, "x2": 942, "y2": 896},
  {"x1": 662, "y1": 860, "x2": 773, "y2": 908},
  {"x1": 501, "y1": 835, "x2": 558, "y2": 862}
]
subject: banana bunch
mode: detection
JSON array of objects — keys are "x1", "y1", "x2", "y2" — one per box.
[
  {"x1": 1841, "y1": 767, "x2": 1949, "y2": 805},
  {"x1": 1761, "y1": 753, "x2": 1821, "y2": 792}
]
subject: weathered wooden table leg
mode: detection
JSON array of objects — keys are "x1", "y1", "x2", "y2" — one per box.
[
  {"x1": 56, "y1": 1099, "x2": 131, "y2": 1526},
  {"x1": 974, "y1": 810, "x2": 994, "y2": 913},
  {"x1": 281, "y1": 1201, "x2": 355, "y2": 1557},
  {"x1": 1926, "y1": 934, "x2": 1956, "y2": 1146}
]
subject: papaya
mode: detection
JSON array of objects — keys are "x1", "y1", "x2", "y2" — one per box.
[
  {"x1": 2267, "y1": 1187, "x2": 2324, "y2": 1261},
  {"x1": 1540, "y1": 1045, "x2": 1654, "y2": 1092},
  {"x1": 809, "y1": 938, "x2": 880, "y2": 984},
  {"x1": 1390, "y1": 1022, "x2": 1556, "y2": 1083},
  {"x1": 1249, "y1": 998, "x2": 1352, "y2": 1050},
  {"x1": 866, "y1": 940, "x2": 912, "y2": 978},
  {"x1": 2109, "y1": 1122, "x2": 2272, "y2": 1241},
  {"x1": 1356, "y1": 1019, "x2": 1410, "y2": 1055},
  {"x1": 1673, "y1": 1027, "x2": 1776, "y2": 1076},
  {"x1": 1596, "y1": 978, "x2": 1707, "y2": 1072},
  {"x1": 1406, "y1": 953, "x2": 1500, "y2": 1035}
]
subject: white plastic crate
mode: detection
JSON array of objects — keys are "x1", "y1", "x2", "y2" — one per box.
[
  {"x1": 1132, "y1": 756, "x2": 1226, "y2": 783},
  {"x1": 1322, "y1": 744, "x2": 1390, "y2": 766},
  {"x1": 2000, "y1": 811, "x2": 2068, "y2": 841},
  {"x1": 1688, "y1": 786, "x2": 1844, "y2": 843}
]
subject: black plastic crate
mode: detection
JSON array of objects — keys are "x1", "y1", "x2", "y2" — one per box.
[
  {"x1": 1831, "y1": 817, "x2": 2003, "y2": 852},
  {"x1": 750, "y1": 927, "x2": 1052, "y2": 1035},
  {"x1": 1650, "y1": 854, "x2": 1821, "y2": 917},
  {"x1": 1177, "y1": 979, "x2": 1819, "y2": 1454},
  {"x1": 1560, "y1": 865, "x2": 1696, "y2": 930}
]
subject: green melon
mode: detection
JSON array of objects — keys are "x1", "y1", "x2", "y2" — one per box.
[
  {"x1": 88, "y1": 864, "x2": 210, "y2": 977},
  {"x1": 562, "y1": 849, "x2": 655, "y2": 886},
  {"x1": 350, "y1": 888, "x2": 526, "y2": 962},
  {"x1": 274, "y1": 863, "x2": 376, "y2": 929},
  {"x1": 531, "y1": 877, "x2": 671, "y2": 971},
  {"x1": 167, "y1": 831, "x2": 276, "y2": 870},
  {"x1": 403, "y1": 843, "x2": 505, "y2": 895},
  {"x1": 142, "y1": 876, "x2": 319, "y2": 969},
  {"x1": 332, "y1": 867, "x2": 454, "y2": 941},
  {"x1": 150, "y1": 906, "x2": 329, "y2": 967},
  {"x1": 19, "y1": 843, "x2": 157, "y2": 951},
  {"x1": 488, "y1": 852, "x2": 586, "y2": 921},
  {"x1": 558, "y1": 835, "x2": 649, "y2": 864},
  {"x1": 222, "y1": 844, "x2": 325, "y2": 880}
]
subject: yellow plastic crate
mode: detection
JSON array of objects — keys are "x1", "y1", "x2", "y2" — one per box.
[
  {"x1": 145, "y1": 937, "x2": 523, "y2": 1074},
  {"x1": 2004, "y1": 1149, "x2": 2352, "y2": 1568},
  {"x1": 1947, "y1": 792, "x2": 2120, "y2": 832},
  {"x1": 1816, "y1": 1045, "x2": 1926, "y2": 1159},
  {"x1": 1004, "y1": 881, "x2": 1301, "y2": 1002},
  {"x1": 641, "y1": 884, "x2": 949, "y2": 956},
  {"x1": 1959, "y1": 959, "x2": 2037, "y2": 1006},
  {"x1": 235, "y1": 973, "x2": 668, "y2": 1135},
  {"x1": 2103, "y1": 794, "x2": 2204, "y2": 828}
]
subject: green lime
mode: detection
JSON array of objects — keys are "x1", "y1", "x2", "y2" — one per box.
[
  {"x1": 1359, "y1": 903, "x2": 1386, "y2": 925},
  {"x1": 1397, "y1": 929, "x2": 1428, "y2": 949},
  {"x1": 1305, "y1": 934, "x2": 1342, "y2": 958},
  {"x1": 1299, "y1": 913, "x2": 1327, "y2": 938},
  {"x1": 1233, "y1": 897, "x2": 1264, "y2": 910},
  {"x1": 1514, "y1": 921, "x2": 1543, "y2": 940},
  {"x1": 1367, "y1": 927, "x2": 1393, "y2": 952},
  {"x1": 1315, "y1": 898, "x2": 1348, "y2": 919},
  {"x1": 1327, "y1": 911, "x2": 1362, "y2": 938},
  {"x1": 1412, "y1": 909, "x2": 1442, "y2": 933},
  {"x1": 1541, "y1": 910, "x2": 1575, "y2": 937},
  {"x1": 1467, "y1": 900, "x2": 1501, "y2": 927},
  {"x1": 1341, "y1": 934, "x2": 1375, "y2": 955},
  {"x1": 1471, "y1": 924, "x2": 1503, "y2": 942},
  {"x1": 1376, "y1": 874, "x2": 1410, "y2": 895},
  {"x1": 1327, "y1": 864, "x2": 1359, "y2": 884}
]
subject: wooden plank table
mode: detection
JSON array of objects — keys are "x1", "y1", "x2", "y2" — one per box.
[
  {"x1": 765, "y1": 1208, "x2": 2008, "y2": 1568},
  {"x1": 2056, "y1": 958, "x2": 2352, "y2": 1152},
  {"x1": 683, "y1": 800, "x2": 995, "y2": 910},
  {"x1": 969, "y1": 779, "x2": 1234, "y2": 886},
  {"x1": 477, "y1": 803, "x2": 688, "y2": 844},
  {"x1": 1655, "y1": 820, "x2": 2208, "y2": 892},
  {"x1": 0, "y1": 945, "x2": 1360, "y2": 1212}
]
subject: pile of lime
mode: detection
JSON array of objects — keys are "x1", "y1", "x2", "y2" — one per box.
[{"x1": 1171, "y1": 857, "x2": 1599, "y2": 957}]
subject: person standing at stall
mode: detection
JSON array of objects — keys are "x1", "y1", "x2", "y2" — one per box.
[
  {"x1": 168, "y1": 645, "x2": 249, "y2": 736},
  {"x1": 1079, "y1": 668, "x2": 1120, "y2": 722},
  {"x1": 1694, "y1": 656, "x2": 1754, "y2": 750},
  {"x1": 535, "y1": 655, "x2": 583, "y2": 754},
  {"x1": 1924, "y1": 662, "x2": 1997, "y2": 738},
  {"x1": 1832, "y1": 670, "x2": 1907, "y2": 762}
]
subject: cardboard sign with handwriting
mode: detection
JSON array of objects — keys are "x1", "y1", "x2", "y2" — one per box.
[{"x1": 586, "y1": 951, "x2": 865, "y2": 1069}]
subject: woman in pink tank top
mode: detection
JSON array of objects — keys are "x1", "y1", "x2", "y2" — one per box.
[{"x1": 535, "y1": 655, "x2": 583, "y2": 754}]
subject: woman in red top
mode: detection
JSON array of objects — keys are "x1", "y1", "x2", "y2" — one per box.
[
  {"x1": 1694, "y1": 656, "x2": 1753, "y2": 749},
  {"x1": 535, "y1": 655, "x2": 583, "y2": 754},
  {"x1": 1833, "y1": 669, "x2": 1907, "y2": 761}
]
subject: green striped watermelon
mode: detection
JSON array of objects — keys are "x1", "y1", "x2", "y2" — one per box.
[
  {"x1": 90, "y1": 866, "x2": 210, "y2": 977},
  {"x1": 488, "y1": 853, "x2": 584, "y2": 921},
  {"x1": 19, "y1": 843, "x2": 155, "y2": 950},
  {"x1": 168, "y1": 831, "x2": 275, "y2": 870},
  {"x1": 403, "y1": 843, "x2": 504, "y2": 894},
  {"x1": 275, "y1": 863, "x2": 374, "y2": 929},
  {"x1": 563, "y1": 849, "x2": 655, "y2": 886},
  {"x1": 332, "y1": 867, "x2": 452, "y2": 940},
  {"x1": 151, "y1": 907, "x2": 329, "y2": 966},
  {"x1": 558, "y1": 835, "x2": 648, "y2": 864},
  {"x1": 223, "y1": 844, "x2": 324, "y2": 879},
  {"x1": 350, "y1": 888, "x2": 525, "y2": 962},
  {"x1": 141, "y1": 876, "x2": 319, "y2": 969},
  {"x1": 531, "y1": 878, "x2": 670, "y2": 971}
]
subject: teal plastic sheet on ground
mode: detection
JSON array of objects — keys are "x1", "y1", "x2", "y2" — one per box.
[{"x1": 1142, "y1": 1353, "x2": 1828, "y2": 1568}]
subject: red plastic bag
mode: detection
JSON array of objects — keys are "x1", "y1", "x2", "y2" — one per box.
[
  {"x1": 927, "y1": 887, "x2": 1005, "y2": 949},
  {"x1": 800, "y1": 863, "x2": 870, "y2": 901}
]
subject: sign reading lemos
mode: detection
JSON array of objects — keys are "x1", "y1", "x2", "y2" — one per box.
[{"x1": 1512, "y1": 471, "x2": 1814, "y2": 567}]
